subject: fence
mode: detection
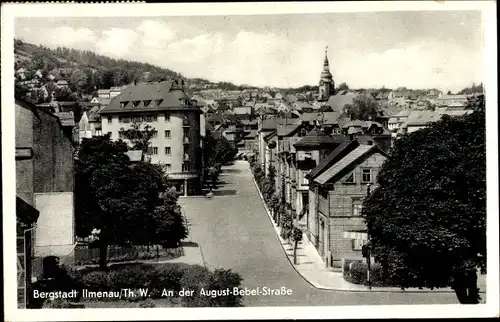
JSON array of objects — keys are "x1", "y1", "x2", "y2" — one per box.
[{"x1": 74, "y1": 244, "x2": 184, "y2": 265}]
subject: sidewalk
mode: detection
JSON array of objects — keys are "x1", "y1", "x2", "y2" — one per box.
[{"x1": 253, "y1": 178, "x2": 486, "y2": 294}]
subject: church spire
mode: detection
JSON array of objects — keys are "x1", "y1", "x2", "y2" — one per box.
[{"x1": 323, "y1": 46, "x2": 329, "y2": 68}]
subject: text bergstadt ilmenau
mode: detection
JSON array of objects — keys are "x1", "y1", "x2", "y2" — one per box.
[{"x1": 33, "y1": 286, "x2": 293, "y2": 301}]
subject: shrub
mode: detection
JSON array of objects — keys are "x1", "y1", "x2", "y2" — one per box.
[
  {"x1": 81, "y1": 270, "x2": 112, "y2": 292},
  {"x1": 179, "y1": 265, "x2": 211, "y2": 307},
  {"x1": 108, "y1": 264, "x2": 156, "y2": 291},
  {"x1": 138, "y1": 298, "x2": 156, "y2": 308},
  {"x1": 148, "y1": 265, "x2": 185, "y2": 298},
  {"x1": 205, "y1": 269, "x2": 244, "y2": 307},
  {"x1": 343, "y1": 261, "x2": 394, "y2": 287},
  {"x1": 30, "y1": 264, "x2": 84, "y2": 308},
  {"x1": 42, "y1": 298, "x2": 79, "y2": 309}
]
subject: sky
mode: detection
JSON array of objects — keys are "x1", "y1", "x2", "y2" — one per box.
[{"x1": 14, "y1": 11, "x2": 484, "y2": 92}]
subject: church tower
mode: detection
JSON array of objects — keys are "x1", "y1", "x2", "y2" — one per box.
[{"x1": 318, "y1": 46, "x2": 334, "y2": 101}]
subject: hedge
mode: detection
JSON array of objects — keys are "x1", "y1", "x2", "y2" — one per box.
[
  {"x1": 343, "y1": 260, "x2": 398, "y2": 287},
  {"x1": 32, "y1": 263, "x2": 244, "y2": 307}
]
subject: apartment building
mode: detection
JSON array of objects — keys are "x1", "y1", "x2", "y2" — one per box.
[{"x1": 99, "y1": 80, "x2": 203, "y2": 196}]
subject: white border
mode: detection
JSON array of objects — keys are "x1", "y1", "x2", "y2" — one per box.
[{"x1": 2, "y1": 1, "x2": 498, "y2": 320}]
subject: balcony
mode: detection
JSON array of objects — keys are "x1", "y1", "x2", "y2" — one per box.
[{"x1": 183, "y1": 136, "x2": 190, "y2": 144}]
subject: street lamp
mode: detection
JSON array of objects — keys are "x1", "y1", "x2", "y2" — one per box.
[{"x1": 366, "y1": 183, "x2": 372, "y2": 290}]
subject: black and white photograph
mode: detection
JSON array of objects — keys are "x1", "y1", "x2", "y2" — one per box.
[{"x1": 2, "y1": 1, "x2": 498, "y2": 320}]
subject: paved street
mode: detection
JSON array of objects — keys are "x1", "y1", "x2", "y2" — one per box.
[{"x1": 179, "y1": 160, "x2": 461, "y2": 306}]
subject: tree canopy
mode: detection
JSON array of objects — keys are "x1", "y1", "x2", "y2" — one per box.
[
  {"x1": 344, "y1": 94, "x2": 379, "y2": 121},
  {"x1": 119, "y1": 123, "x2": 157, "y2": 153},
  {"x1": 362, "y1": 95, "x2": 486, "y2": 304},
  {"x1": 75, "y1": 135, "x2": 187, "y2": 269},
  {"x1": 337, "y1": 82, "x2": 349, "y2": 91}
]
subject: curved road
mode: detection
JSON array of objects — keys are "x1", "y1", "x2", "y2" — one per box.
[{"x1": 180, "y1": 161, "x2": 459, "y2": 306}]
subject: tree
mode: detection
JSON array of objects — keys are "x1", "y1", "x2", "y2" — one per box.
[
  {"x1": 75, "y1": 135, "x2": 187, "y2": 269},
  {"x1": 343, "y1": 94, "x2": 379, "y2": 121},
  {"x1": 262, "y1": 165, "x2": 276, "y2": 202},
  {"x1": 119, "y1": 122, "x2": 157, "y2": 153},
  {"x1": 362, "y1": 95, "x2": 486, "y2": 304},
  {"x1": 292, "y1": 227, "x2": 303, "y2": 264},
  {"x1": 54, "y1": 87, "x2": 78, "y2": 102},
  {"x1": 337, "y1": 82, "x2": 349, "y2": 91}
]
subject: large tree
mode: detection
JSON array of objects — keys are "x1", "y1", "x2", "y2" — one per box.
[
  {"x1": 362, "y1": 95, "x2": 486, "y2": 304},
  {"x1": 75, "y1": 135, "x2": 187, "y2": 269},
  {"x1": 119, "y1": 122, "x2": 157, "y2": 153},
  {"x1": 344, "y1": 94, "x2": 379, "y2": 121}
]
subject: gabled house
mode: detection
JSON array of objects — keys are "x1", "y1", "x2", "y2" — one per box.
[
  {"x1": 78, "y1": 106, "x2": 103, "y2": 142},
  {"x1": 291, "y1": 129, "x2": 347, "y2": 226},
  {"x1": 306, "y1": 138, "x2": 388, "y2": 268}
]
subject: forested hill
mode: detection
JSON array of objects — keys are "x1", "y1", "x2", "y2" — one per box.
[{"x1": 14, "y1": 39, "x2": 207, "y2": 94}]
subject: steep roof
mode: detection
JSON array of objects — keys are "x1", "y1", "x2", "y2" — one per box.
[
  {"x1": 261, "y1": 118, "x2": 301, "y2": 131},
  {"x1": 293, "y1": 129, "x2": 341, "y2": 148},
  {"x1": 244, "y1": 130, "x2": 258, "y2": 139},
  {"x1": 54, "y1": 112, "x2": 75, "y2": 127},
  {"x1": 99, "y1": 81, "x2": 201, "y2": 115},
  {"x1": 306, "y1": 139, "x2": 358, "y2": 179},
  {"x1": 326, "y1": 93, "x2": 357, "y2": 113},
  {"x1": 277, "y1": 123, "x2": 302, "y2": 137},
  {"x1": 87, "y1": 106, "x2": 102, "y2": 122},
  {"x1": 314, "y1": 144, "x2": 386, "y2": 185},
  {"x1": 285, "y1": 94, "x2": 298, "y2": 103}
]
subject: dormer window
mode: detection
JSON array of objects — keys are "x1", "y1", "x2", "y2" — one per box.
[
  {"x1": 155, "y1": 99, "x2": 163, "y2": 106},
  {"x1": 121, "y1": 101, "x2": 129, "y2": 108},
  {"x1": 144, "y1": 100, "x2": 152, "y2": 107},
  {"x1": 132, "y1": 101, "x2": 140, "y2": 108}
]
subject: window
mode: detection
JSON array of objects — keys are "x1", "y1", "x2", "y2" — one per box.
[
  {"x1": 343, "y1": 170, "x2": 355, "y2": 184},
  {"x1": 151, "y1": 131, "x2": 158, "y2": 139},
  {"x1": 107, "y1": 132, "x2": 112, "y2": 137},
  {"x1": 155, "y1": 99, "x2": 163, "y2": 106},
  {"x1": 164, "y1": 130, "x2": 171, "y2": 138},
  {"x1": 152, "y1": 147, "x2": 158, "y2": 155},
  {"x1": 119, "y1": 117, "x2": 130, "y2": 123},
  {"x1": 352, "y1": 198, "x2": 363, "y2": 217},
  {"x1": 133, "y1": 116, "x2": 143, "y2": 123},
  {"x1": 165, "y1": 164, "x2": 171, "y2": 172},
  {"x1": 144, "y1": 100, "x2": 152, "y2": 107},
  {"x1": 107, "y1": 116, "x2": 112, "y2": 124},
  {"x1": 132, "y1": 101, "x2": 140, "y2": 107},
  {"x1": 164, "y1": 147, "x2": 171, "y2": 155},
  {"x1": 183, "y1": 128, "x2": 189, "y2": 137},
  {"x1": 361, "y1": 168, "x2": 372, "y2": 183},
  {"x1": 182, "y1": 162, "x2": 190, "y2": 172},
  {"x1": 299, "y1": 128, "x2": 307, "y2": 137},
  {"x1": 164, "y1": 113, "x2": 170, "y2": 122}
]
